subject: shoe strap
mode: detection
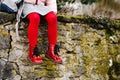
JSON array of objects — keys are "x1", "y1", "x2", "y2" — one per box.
[
  {"x1": 33, "y1": 47, "x2": 40, "y2": 57},
  {"x1": 54, "y1": 45, "x2": 60, "y2": 56}
]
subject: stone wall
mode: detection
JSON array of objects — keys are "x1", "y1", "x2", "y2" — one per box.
[
  {"x1": 60, "y1": 0, "x2": 120, "y2": 19},
  {"x1": 0, "y1": 12, "x2": 120, "y2": 80}
]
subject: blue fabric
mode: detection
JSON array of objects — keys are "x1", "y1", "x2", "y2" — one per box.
[{"x1": 0, "y1": 3, "x2": 15, "y2": 13}]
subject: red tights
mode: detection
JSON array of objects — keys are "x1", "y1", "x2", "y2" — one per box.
[{"x1": 27, "y1": 12, "x2": 57, "y2": 47}]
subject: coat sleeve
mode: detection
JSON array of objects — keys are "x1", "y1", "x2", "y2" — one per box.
[{"x1": 46, "y1": 0, "x2": 57, "y2": 13}]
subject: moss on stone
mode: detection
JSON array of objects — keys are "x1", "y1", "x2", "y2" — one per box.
[
  {"x1": 80, "y1": 31, "x2": 111, "y2": 78},
  {"x1": 34, "y1": 69, "x2": 48, "y2": 77},
  {"x1": 0, "y1": 27, "x2": 9, "y2": 36},
  {"x1": 0, "y1": 12, "x2": 15, "y2": 24},
  {"x1": 109, "y1": 44, "x2": 120, "y2": 56},
  {"x1": 0, "y1": 12, "x2": 120, "y2": 79}
]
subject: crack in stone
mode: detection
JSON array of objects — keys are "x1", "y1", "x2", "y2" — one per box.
[
  {"x1": 9, "y1": 61, "x2": 23, "y2": 80},
  {"x1": 1, "y1": 23, "x2": 23, "y2": 80},
  {"x1": 7, "y1": 33, "x2": 12, "y2": 61},
  {"x1": 3, "y1": 23, "x2": 13, "y2": 61}
]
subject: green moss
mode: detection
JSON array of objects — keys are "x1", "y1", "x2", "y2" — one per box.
[
  {"x1": 46, "y1": 71, "x2": 60, "y2": 78},
  {"x1": 0, "y1": 12, "x2": 15, "y2": 24},
  {"x1": 81, "y1": 0, "x2": 97, "y2": 4},
  {"x1": 65, "y1": 23, "x2": 72, "y2": 28},
  {"x1": 34, "y1": 69, "x2": 48, "y2": 77},
  {"x1": 80, "y1": 31, "x2": 111, "y2": 77},
  {"x1": 58, "y1": 15, "x2": 120, "y2": 31},
  {"x1": 0, "y1": 32, "x2": 9, "y2": 36},
  {"x1": 109, "y1": 44, "x2": 120, "y2": 56},
  {"x1": 57, "y1": 15, "x2": 84, "y2": 23},
  {"x1": 0, "y1": 27, "x2": 9, "y2": 36},
  {"x1": 112, "y1": 20, "x2": 120, "y2": 29},
  {"x1": 46, "y1": 65, "x2": 57, "y2": 71}
]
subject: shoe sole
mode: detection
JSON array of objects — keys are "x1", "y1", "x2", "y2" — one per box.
[{"x1": 27, "y1": 56, "x2": 44, "y2": 64}]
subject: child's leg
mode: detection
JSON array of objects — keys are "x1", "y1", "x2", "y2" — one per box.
[
  {"x1": 44, "y1": 11, "x2": 57, "y2": 45},
  {"x1": 27, "y1": 12, "x2": 43, "y2": 64},
  {"x1": 44, "y1": 11, "x2": 62, "y2": 63},
  {"x1": 27, "y1": 12, "x2": 40, "y2": 47}
]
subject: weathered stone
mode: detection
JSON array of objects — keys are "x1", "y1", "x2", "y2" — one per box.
[
  {"x1": 0, "y1": 12, "x2": 15, "y2": 24},
  {"x1": 0, "y1": 62, "x2": 15, "y2": 79},
  {"x1": 0, "y1": 26, "x2": 10, "y2": 49},
  {"x1": 116, "y1": 54, "x2": 120, "y2": 63},
  {"x1": 0, "y1": 14, "x2": 120, "y2": 80}
]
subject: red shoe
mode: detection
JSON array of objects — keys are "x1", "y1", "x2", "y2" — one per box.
[
  {"x1": 28, "y1": 46, "x2": 43, "y2": 64},
  {"x1": 45, "y1": 44, "x2": 62, "y2": 64}
]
